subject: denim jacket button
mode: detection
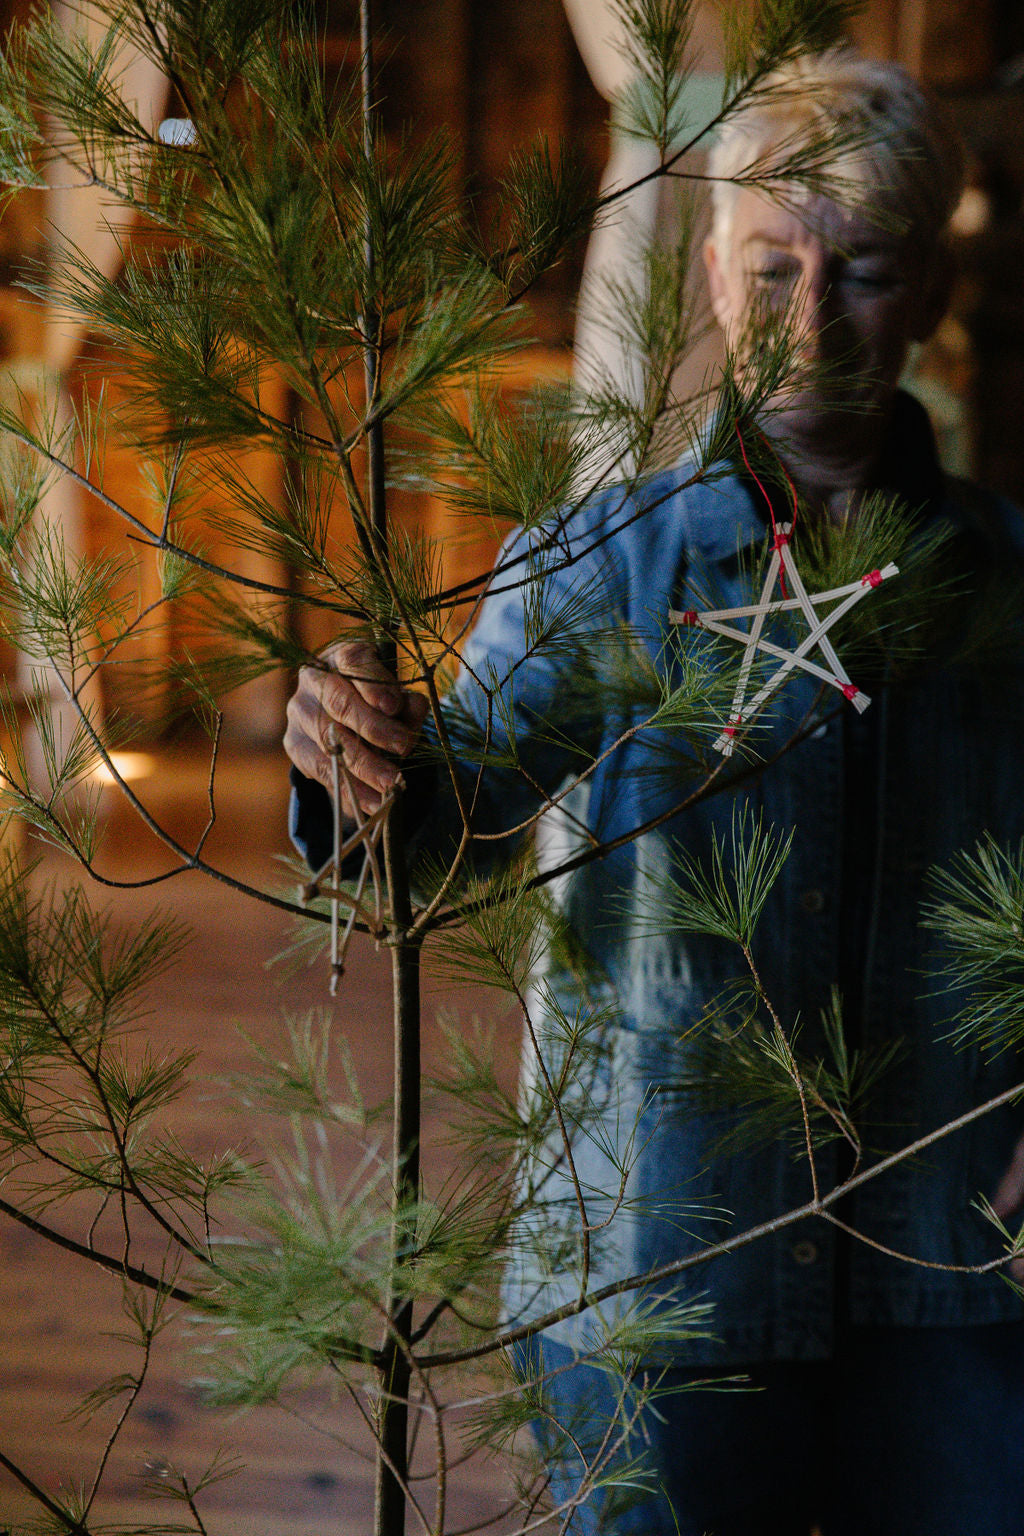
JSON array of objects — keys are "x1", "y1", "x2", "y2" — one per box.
[
  {"x1": 791, "y1": 1240, "x2": 819, "y2": 1266},
  {"x1": 800, "y1": 889, "x2": 826, "y2": 914}
]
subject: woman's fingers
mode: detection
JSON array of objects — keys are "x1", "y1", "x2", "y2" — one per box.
[
  {"x1": 313, "y1": 668, "x2": 419, "y2": 757},
  {"x1": 284, "y1": 641, "x2": 428, "y2": 817},
  {"x1": 322, "y1": 640, "x2": 404, "y2": 716}
]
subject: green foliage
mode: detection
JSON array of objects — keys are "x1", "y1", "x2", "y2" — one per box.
[
  {"x1": 612, "y1": 0, "x2": 696, "y2": 154},
  {"x1": 0, "y1": 0, "x2": 1006, "y2": 1532},
  {"x1": 0, "y1": 425, "x2": 52, "y2": 549},
  {"x1": 0, "y1": 23, "x2": 46, "y2": 191},
  {"x1": 576, "y1": 203, "x2": 706, "y2": 474},
  {"x1": 234, "y1": 1007, "x2": 371, "y2": 1129},
  {"x1": 792, "y1": 492, "x2": 961, "y2": 669},
  {"x1": 675, "y1": 984, "x2": 904, "y2": 1157},
  {"x1": 0, "y1": 519, "x2": 138, "y2": 673},
  {"x1": 430, "y1": 861, "x2": 554, "y2": 993},
  {"x1": 631, "y1": 802, "x2": 792, "y2": 947},
  {"x1": 0, "y1": 859, "x2": 250, "y2": 1257},
  {"x1": 924, "y1": 837, "x2": 1024, "y2": 1055},
  {"x1": 399, "y1": 377, "x2": 597, "y2": 532},
  {"x1": 192, "y1": 1163, "x2": 394, "y2": 1401},
  {"x1": 722, "y1": 0, "x2": 861, "y2": 97},
  {"x1": 488, "y1": 138, "x2": 599, "y2": 292}
]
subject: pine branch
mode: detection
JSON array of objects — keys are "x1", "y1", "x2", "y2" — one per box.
[
  {"x1": 0, "y1": 1191, "x2": 195, "y2": 1301},
  {"x1": 0, "y1": 1446, "x2": 91, "y2": 1534},
  {"x1": 410, "y1": 1075, "x2": 1024, "y2": 1371}
]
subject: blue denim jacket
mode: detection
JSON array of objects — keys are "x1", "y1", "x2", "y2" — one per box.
[{"x1": 291, "y1": 408, "x2": 1024, "y2": 1365}]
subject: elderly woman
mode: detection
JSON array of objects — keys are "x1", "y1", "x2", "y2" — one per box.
[{"x1": 286, "y1": 50, "x2": 1024, "y2": 1536}]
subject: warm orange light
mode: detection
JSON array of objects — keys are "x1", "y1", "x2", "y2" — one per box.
[{"x1": 91, "y1": 752, "x2": 157, "y2": 785}]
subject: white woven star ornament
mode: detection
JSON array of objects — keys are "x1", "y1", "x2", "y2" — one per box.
[{"x1": 669, "y1": 523, "x2": 898, "y2": 757}]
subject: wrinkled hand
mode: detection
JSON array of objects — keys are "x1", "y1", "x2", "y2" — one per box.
[
  {"x1": 991, "y1": 1131, "x2": 1024, "y2": 1282},
  {"x1": 284, "y1": 640, "x2": 429, "y2": 816}
]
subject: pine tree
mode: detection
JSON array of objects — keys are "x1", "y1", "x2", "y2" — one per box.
[{"x1": 0, "y1": 2, "x2": 1020, "y2": 1533}]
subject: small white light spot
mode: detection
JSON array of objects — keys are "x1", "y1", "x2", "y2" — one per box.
[{"x1": 158, "y1": 118, "x2": 197, "y2": 148}]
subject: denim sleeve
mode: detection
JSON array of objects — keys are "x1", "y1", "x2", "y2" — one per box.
[
  {"x1": 288, "y1": 757, "x2": 439, "y2": 873},
  {"x1": 288, "y1": 765, "x2": 334, "y2": 871},
  {"x1": 287, "y1": 519, "x2": 617, "y2": 876},
  {"x1": 413, "y1": 525, "x2": 615, "y2": 870}
]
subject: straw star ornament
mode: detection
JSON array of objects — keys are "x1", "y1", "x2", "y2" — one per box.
[{"x1": 670, "y1": 522, "x2": 898, "y2": 756}]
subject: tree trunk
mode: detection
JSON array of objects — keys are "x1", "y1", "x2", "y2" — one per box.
[{"x1": 360, "y1": 5, "x2": 422, "y2": 1534}]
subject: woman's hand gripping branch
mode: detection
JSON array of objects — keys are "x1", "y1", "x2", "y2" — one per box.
[{"x1": 284, "y1": 640, "x2": 429, "y2": 816}]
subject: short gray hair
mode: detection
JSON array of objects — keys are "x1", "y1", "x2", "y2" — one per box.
[{"x1": 707, "y1": 49, "x2": 964, "y2": 256}]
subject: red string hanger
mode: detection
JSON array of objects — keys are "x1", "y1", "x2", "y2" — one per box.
[
  {"x1": 670, "y1": 425, "x2": 898, "y2": 757},
  {"x1": 735, "y1": 421, "x2": 796, "y2": 600}
]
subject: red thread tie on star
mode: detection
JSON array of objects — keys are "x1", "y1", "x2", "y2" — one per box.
[
  {"x1": 668, "y1": 548, "x2": 901, "y2": 755},
  {"x1": 668, "y1": 426, "x2": 899, "y2": 756}
]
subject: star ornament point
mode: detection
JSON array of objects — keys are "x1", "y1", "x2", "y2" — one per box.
[{"x1": 669, "y1": 523, "x2": 898, "y2": 757}]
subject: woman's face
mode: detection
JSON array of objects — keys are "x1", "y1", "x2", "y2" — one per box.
[{"x1": 703, "y1": 188, "x2": 942, "y2": 437}]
